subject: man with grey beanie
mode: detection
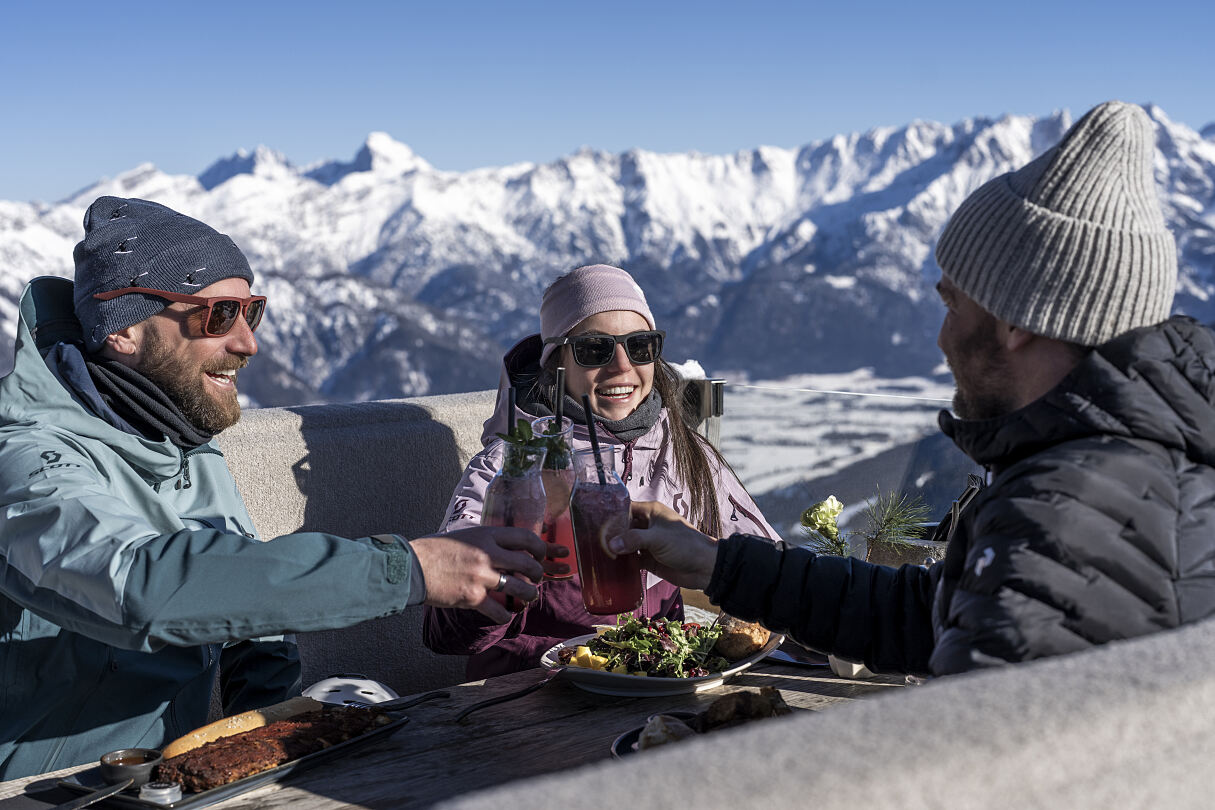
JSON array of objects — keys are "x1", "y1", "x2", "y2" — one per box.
[
  {"x1": 609, "y1": 100, "x2": 1215, "y2": 676},
  {"x1": 0, "y1": 197, "x2": 565, "y2": 779}
]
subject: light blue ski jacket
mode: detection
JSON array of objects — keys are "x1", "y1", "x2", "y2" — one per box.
[{"x1": 0, "y1": 277, "x2": 419, "y2": 779}]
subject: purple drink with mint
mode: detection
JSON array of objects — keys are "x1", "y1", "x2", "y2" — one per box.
[{"x1": 570, "y1": 445, "x2": 642, "y2": 614}]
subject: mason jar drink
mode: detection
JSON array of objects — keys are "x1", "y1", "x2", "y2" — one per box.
[
  {"x1": 482, "y1": 443, "x2": 547, "y2": 611},
  {"x1": 531, "y1": 415, "x2": 576, "y2": 580},
  {"x1": 570, "y1": 445, "x2": 642, "y2": 614}
]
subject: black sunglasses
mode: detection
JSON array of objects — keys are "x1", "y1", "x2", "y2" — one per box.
[
  {"x1": 544, "y1": 329, "x2": 665, "y2": 368},
  {"x1": 92, "y1": 287, "x2": 266, "y2": 337}
]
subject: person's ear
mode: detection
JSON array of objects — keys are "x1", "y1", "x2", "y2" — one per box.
[
  {"x1": 101, "y1": 325, "x2": 141, "y2": 360},
  {"x1": 1003, "y1": 323, "x2": 1035, "y2": 353}
]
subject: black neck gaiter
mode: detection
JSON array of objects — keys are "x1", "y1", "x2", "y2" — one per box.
[{"x1": 85, "y1": 356, "x2": 214, "y2": 449}]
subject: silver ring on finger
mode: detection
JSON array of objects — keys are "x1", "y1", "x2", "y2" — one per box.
[{"x1": 493, "y1": 572, "x2": 508, "y2": 592}]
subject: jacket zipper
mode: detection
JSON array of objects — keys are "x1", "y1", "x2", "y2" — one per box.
[
  {"x1": 175, "y1": 445, "x2": 222, "y2": 491},
  {"x1": 727, "y1": 495, "x2": 773, "y2": 539},
  {"x1": 621, "y1": 441, "x2": 636, "y2": 483}
]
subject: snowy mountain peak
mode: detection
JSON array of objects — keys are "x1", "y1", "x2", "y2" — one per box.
[
  {"x1": 363, "y1": 131, "x2": 428, "y2": 172},
  {"x1": 305, "y1": 132, "x2": 430, "y2": 186},
  {"x1": 1144, "y1": 102, "x2": 1172, "y2": 124},
  {"x1": 198, "y1": 145, "x2": 293, "y2": 190},
  {"x1": 63, "y1": 163, "x2": 200, "y2": 209}
]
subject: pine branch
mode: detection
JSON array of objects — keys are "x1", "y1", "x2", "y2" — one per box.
[
  {"x1": 802, "y1": 526, "x2": 852, "y2": 556},
  {"x1": 857, "y1": 489, "x2": 932, "y2": 550}
]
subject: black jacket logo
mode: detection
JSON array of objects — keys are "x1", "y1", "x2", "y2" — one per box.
[{"x1": 29, "y1": 449, "x2": 81, "y2": 478}]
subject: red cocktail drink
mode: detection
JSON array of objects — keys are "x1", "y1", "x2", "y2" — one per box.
[
  {"x1": 482, "y1": 473, "x2": 546, "y2": 533},
  {"x1": 541, "y1": 506, "x2": 575, "y2": 570},
  {"x1": 533, "y1": 415, "x2": 576, "y2": 580},
  {"x1": 570, "y1": 446, "x2": 642, "y2": 614},
  {"x1": 481, "y1": 443, "x2": 547, "y2": 611}
]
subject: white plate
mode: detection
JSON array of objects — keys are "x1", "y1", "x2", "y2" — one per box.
[{"x1": 540, "y1": 631, "x2": 783, "y2": 697}]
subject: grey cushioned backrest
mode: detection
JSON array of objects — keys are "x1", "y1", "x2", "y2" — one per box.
[
  {"x1": 217, "y1": 391, "x2": 495, "y2": 696},
  {"x1": 443, "y1": 616, "x2": 1215, "y2": 810}
]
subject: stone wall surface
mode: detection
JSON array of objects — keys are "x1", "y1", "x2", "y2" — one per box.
[
  {"x1": 441, "y1": 617, "x2": 1215, "y2": 809},
  {"x1": 218, "y1": 391, "x2": 496, "y2": 694}
]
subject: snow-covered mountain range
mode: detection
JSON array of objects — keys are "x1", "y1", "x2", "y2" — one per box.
[{"x1": 2, "y1": 105, "x2": 1212, "y2": 408}]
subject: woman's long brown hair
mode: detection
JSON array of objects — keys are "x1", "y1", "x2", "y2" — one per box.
[{"x1": 536, "y1": 353, "x2": 731, "y2": 537}]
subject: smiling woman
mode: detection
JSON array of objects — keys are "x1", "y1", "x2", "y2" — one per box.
[
  {"x1": 552, "y1": 311, "x2": 658, "y2": 421},
  {"x1": 423, "y1": 264, "x2": 778, "y2": 679}
]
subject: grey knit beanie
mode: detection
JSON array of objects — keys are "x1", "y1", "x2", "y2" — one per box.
[
  {"x1": 934, "y1": 101, "x2": 1177, "y2": 346},
  {"x1": 73, "y1": 196, "x2": 255, "y2": 352}
]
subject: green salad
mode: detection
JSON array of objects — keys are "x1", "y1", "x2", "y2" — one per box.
[{"x1": 558, "y1": 616, "x2": 728, "y2": 678}]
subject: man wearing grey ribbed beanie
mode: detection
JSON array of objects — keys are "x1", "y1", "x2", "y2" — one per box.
[
  {"x1": 613, "y1": 101, "x2": 1215, "y2": 678},
  {"x1": 933, "y1": 99, "x2": 1178, "y2": 420}
]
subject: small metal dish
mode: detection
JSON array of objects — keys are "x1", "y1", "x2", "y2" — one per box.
[{"x1": 99, "y1": 747, "x2": 162, "y2": 787}]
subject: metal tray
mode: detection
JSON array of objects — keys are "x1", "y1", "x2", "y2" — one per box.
[{"x1": 57, "y1": 713, "x2": 409, "y2": 809}]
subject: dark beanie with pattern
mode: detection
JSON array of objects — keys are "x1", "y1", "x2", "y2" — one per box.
[
  {"x1": 73, "y1": 196, "x2": 255, "y2": 352},
  {"x1": 934, "y1": 101, "x2": 1177, "y2": 346}
]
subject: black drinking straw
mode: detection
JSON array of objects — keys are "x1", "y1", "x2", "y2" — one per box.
[
  {"x1": 507, "y1": 386, "x2": 517, "y2": 435},
  {"x1": 554, "y1": 367, "x2": 565, "y2": 429},
  {"x1": 581, "y1": 393, "x2": 607, "y2": 485}
]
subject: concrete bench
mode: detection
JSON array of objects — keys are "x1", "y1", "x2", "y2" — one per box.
[
  {"x1": 218, "y1": 392, "x2": 495, "y2": 696},
  {"x1": 445, "y1": 615, "x2": 1215, "y2": 809}
]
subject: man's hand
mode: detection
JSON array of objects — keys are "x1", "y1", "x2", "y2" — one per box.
[
  {"x1": 411, "y1": 527, "x2": 569, "y2": 624},
  {"x1": 606, "y1": 501, "x2": 718, "y2": 591}
]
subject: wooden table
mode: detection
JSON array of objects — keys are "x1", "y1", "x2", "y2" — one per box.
[{"x1": 0, "y1": 659, "x2": 905, "y2": 809}]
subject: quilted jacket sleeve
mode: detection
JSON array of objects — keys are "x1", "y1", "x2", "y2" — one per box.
[
  {"x1": 929, "y1": 436, "x2": 1182, "y2": 675},
  {"x1": 706, "y1": 533, "x2": 939, "y2": 676}
]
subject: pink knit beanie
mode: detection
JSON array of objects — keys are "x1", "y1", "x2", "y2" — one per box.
[{"x1": 539, "y1": 265, "x2": 656, "y2": 366}]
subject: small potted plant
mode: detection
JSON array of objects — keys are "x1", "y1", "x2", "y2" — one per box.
[
  {"x1": 799, "y1": 490, "x2": 936, "y2": 679},
  {"x1": 855, "y1": 489, "x2": 935, "y2": 567}
]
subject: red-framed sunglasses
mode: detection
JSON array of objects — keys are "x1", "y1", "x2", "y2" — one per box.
[{"x1": 92, "y1": 287, "x2": 267, "y2": 336}]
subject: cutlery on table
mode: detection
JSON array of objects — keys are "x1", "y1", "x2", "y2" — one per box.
[
  {"x1": 49, "y1": 777, "x2": 133, "y2": 810},
  {"x1": 766, "y1": 648, "x2": 831, "y2": 668},
  {"x1": 454, "y1": 669, "x2": 563, "y2": 723},
  {"x1": 345, "y1": 689, "x2": 450, "y2": 711}
]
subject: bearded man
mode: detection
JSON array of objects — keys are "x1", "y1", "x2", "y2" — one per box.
[
  {"x1": 0, "y1": 197, "x2": 564, "y2": 779},
  {"x1": 610, "y1": 100, "x2": 1215, "y2": 676}
]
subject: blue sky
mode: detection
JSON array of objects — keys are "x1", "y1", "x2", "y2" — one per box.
[{"x1": 2, "y1": 0, "x2": 1210, "y2": 202}]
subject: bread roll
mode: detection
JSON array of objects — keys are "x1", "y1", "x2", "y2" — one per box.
[
  {"x1": 637, "y1": 714, "x2": 697, "y2": 750},
  {"x1": 697, "y1": 686, "x2": 791, "y2": 732},
  {"x1": 713, "y1": 615, "x2": 771, "y2": 660},
  {"x1": 161, "y1": 696, "x2": 324, "y2": 759}
]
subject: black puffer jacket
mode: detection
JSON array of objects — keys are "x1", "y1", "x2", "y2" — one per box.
[{"x1": 707, "y1": 316, "x2": 1215, "y2": 676}]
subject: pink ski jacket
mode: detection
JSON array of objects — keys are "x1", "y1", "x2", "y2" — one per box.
[{"x1": 423, "y1": 336, "x2": 776, "y2": 678}]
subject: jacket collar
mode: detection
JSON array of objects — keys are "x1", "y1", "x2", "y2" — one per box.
[
  {"x1": 940, "y1": 316, "x2": 1215, "y2": 471},
  {"x1": 0, "y1": 277, "x2": 185, "y2": 479}
]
